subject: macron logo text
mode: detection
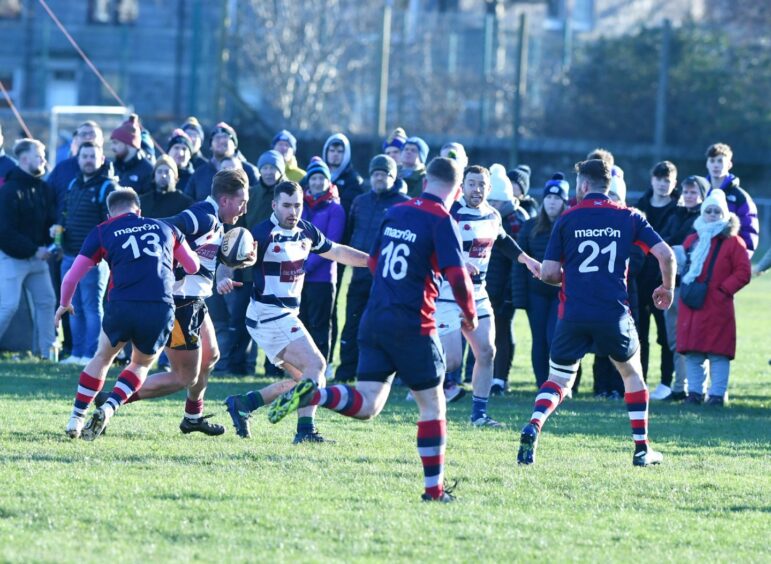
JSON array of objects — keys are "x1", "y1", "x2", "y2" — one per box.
[
  {"x1": 384, "y1": 227, "x2": 417, "y2": 243},
  {"x1": 114, "y1": 224, "x2": 159, "y2": 236},
  {"x1": 574, "y1": 227, "x2": 620, "y2": 239}
]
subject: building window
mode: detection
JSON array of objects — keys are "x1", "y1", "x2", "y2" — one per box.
[
  {"x1": 545, "y1": 0, "x2": 594, "y2": 32},
  {"x1": 0, "y1": 0, "x2": 21, "y2": 19},
  {"x1": 89, "y1": 0, "x2": 138, "y2": 24}
]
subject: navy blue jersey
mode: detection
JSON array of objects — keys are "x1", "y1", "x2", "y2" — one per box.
[
  {"x1": 79, "y1": 212, "x2": 182, "y2": 305},
  {"x1": 544, "y1": 193, "x2": 662, "y2": 322},
  {"x1": 250, "y1": 214, "x2": 332, "y2": 310},
  {"x1": 365, "y1": 193, "x2": 466, "y2": 335}
]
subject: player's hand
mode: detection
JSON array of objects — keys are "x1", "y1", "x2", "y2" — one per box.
[
  {"x1": 465, "y1": 262, "x2": 480, "y2": 277},
  {"x1": 239, "y1": 242, "x2": 258, "y2": 269},
  {"x1": 652, "y1": 285, "x2": 674, "y2": 310},
  {"x1": 35, "y1": 246, "x2": 51, "y2": 261},
  {"x1": 519, "y1": 254, "x2": 541, "y2": 279},
  {"x1": 217, "y1": 278, "x2": 243, "y2": 295},
  {"x1": 461, "y1": 313, "x2": 478, "y2": 331},
  {"x1": 54, "y1": 305, "x2": 73, "y2": 327}
]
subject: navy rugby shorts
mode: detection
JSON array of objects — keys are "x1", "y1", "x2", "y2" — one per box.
[
  {"x1": 103, "y1": 300, "x2": 174, "y2": 355},
  {"x1": 549, "y1": 314, "x2": 639, "y2": 364}
]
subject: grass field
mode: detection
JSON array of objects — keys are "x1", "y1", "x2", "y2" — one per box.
[{"x1": 1, "y1": 276, "x2": 769, "y2": 563}]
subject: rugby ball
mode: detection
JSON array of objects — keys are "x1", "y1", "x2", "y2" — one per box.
[{"x1": 219, "y1": 227, "x2": 255, "y2": 268}]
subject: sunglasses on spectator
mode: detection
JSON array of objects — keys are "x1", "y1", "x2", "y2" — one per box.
[{"x1": 703, "y1": 207, "x2": 723, "y2": 215}]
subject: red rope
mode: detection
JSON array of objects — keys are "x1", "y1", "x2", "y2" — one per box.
[{"x1": 0, "y1": 81, "x2": 33, "y2": 138}]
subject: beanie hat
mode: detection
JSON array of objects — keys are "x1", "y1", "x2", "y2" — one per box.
[
  {"x1": 210, "y1": 122, "x2": 238, "y2": 149},
  {"x1": 441, "y1": 142, "x2": 468, "y2": 169},
  {"x1": 683, "y1": 174, "x2": 709, "y2": 200},
  {"x1": 110, "y1": 113, "x2": 142, "y2": 149},
  {"x1": 488, "y1": 164, "x2": 514, "y2": 202},
  {"x1": 181, "y1": 116, "x2": 204, "y2": 140},
  {"x1": 609, "y1": 165, "x2": 627, "y2": 203},
  {"x1": 507, "y1": 164, "x2": 531, "y2": 194},
  {"x1": 154, "y1": 154, "x2": 178, "y2": 179},
  {"x1": 382, "y1": 127, "x2": 407, "y2": 152},
  {"x1": 272, "y1": 129, "x2": 297, "y2": 152},
  {"x1": 167, "y1": 128, "x2": 193, "y2": 153},
  {"x1": 543, "y1": 172, "x2": 569, "y2": 202},
  {"x1": 257, "y1": 149, "x2": 285, "y2": 177},
  {"x1": 701, "y1": 188, "x2": 729, "y2": 219},
  {"x1": 369, "y1": 154, "x2": 398, "y2": 178},
  {"x1": 405, "y1": 136, "x2": 429, "y2": 164},
  {"x1": 305, "y1": 156, "x2": 331, "y2": 182}
]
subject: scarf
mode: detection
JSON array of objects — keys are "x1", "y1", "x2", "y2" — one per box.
[
  {"x1": 303, "y1": 184, "x2": 340, "y2": 210},
  {"x1": 682, "y1": 216, "x2": 727, "y2": 284}
]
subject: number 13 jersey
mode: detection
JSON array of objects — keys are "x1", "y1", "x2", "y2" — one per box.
[{"x1": 545, "y1": 193, "x2": 662, "y2": 322}]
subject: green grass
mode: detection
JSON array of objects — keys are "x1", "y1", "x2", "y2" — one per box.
[{"x1": 1, "y1": 277, "x2": 770, "y2": 563}]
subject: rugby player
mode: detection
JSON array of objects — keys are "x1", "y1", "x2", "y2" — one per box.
[{"x1": 517, "y1": 159, "x2": 676, "y2": 467}]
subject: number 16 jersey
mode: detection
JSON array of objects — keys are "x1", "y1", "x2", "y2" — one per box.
[{"x1": 544, "y1": 193, "x2": 662, "y2": 323}]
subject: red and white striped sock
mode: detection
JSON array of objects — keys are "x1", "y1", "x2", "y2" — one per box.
[
  {"x1": 529, "y1": 381, "x2": 565, "y2": 432},
  {"x1": 185, "y1": 398, "x2": 204, "y2": 420},
  {"x1": 625, "y1": 390, "x2": 649, "y2": 450},
  {"x1": 417, "y1": 419, "x2": 446, "y2": 499},
  {"x1": 310, "y1": 385, "x2": 365, "y2": 418},
  {"x1": 103, "y1": 369, "x2": 145, "y2": 415},
  {"x1": 72, "y1": 371, "x2": 105, "y2": 418}
]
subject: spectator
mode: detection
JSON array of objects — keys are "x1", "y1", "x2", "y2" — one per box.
[
  {"x1": 705, "y1": 142, "x2": 759, "y2": 257},
  {"x1": 399, "y1": 136, "x2": 428, "y2": 197},
  {"x1": 181, "y1": 116, "x2": 208, "y2": 169},
  {"x1": 139, "y1": 155, "x2": 193, "y2": 219},
  {"x1": 56, "y1": 142, "x2": 118, "y2": 364},
  {"x1": 636, "y1": 161, "x2": 680, "y2": 397},
  {"x1": 0, "y1": 138, "x2": 57, "y2": 358},
  {"x1": 677, "y1": 189, "x2": 751, "y2": 406},
  {"x1": 110, "y1": 114, "x2": 154, "y2": 194},
  {"x1": 513, "y1": 173, "x2": 568, "y2": 387},
  {"x1": 185, "y1": 122, "x2": 258, "y2": 202},
  {"x1": 0, "y1": 123, "x2": 16, "y2": 185},
  {"x1": 300, "y1": 158, "x2": 346, "y2": 362},
  {"x1": 658, "y1": 175, "x2": 707, "y2": 400},
  {"x1": 166, "y1": 128, "x2": 195, "y2": 193},
  {"x1": 322, "y1": 133, "x2": 364, "y2": 217},
  {"x1": 382, "y1": 127, "x2": 407, "y2": 166},
  {"x1": 272, "y1": 129, "x2": 306, "y2": 182},
  {"x1": 440, "y1": 142, "x2": 468, "y2": 171},
  {"x1": 752, "y1": 247, "x2": 771, "y2": 277},
  {"x1": 335, "y1": 154, "x2": 409, "y2": 383},
  {"x1": 507, "y1": 165, "x2": 538, "y2": 218},
  {"x1": 48, "y1": 121, "x2": 104, "y2": 218}
]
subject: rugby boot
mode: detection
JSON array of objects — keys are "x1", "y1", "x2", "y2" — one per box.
[
  {"x1": 65, "y1": 415, "x2": 84, "y2": 439},
  {"x1": 179, "y1": 414, "x2": 225, "y2": 436},
  {"x1": 81, "y1": 407, "x2": 112, "y2": 441},
  {"x1": 633, "y1": 447, "x2": 663, "y2": 467},
  {"x1": 224, "y1": 395, "x2": 252, "y2": 438},
  {"x1": 267, "y1": 379, "x2": 317, "y2": 424},
  {"x1": 517, "y1": 423, "x2": 539, "y2": 465}
]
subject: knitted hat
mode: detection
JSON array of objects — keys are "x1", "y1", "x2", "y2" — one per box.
[
  {"x1": 211, "y1": 122, "x2": 238, "y2": 149},
  {"x1": 609, "y1": 165, "x2": 627, "y2": 203},
  {"x1": 488, "y1": 164, "x2": 514, "y2": 202},
  {"x1": 507, "y1": 164, "x2": 531, "y2": 194},
  {"x1": 701, "y1": 188, "x2": 729, "y2": 219},
  {"x1": 110, "y1": 114, "x2": 142, "y2": 149},
  {"x1": 272, "y1": 129, "x2": 297, "y2": 152},
  {"x1": 154, "y1": 154, "x2": 178, "y2": 179},
  {"x1": 382, "y1": 127, "x2": 407, "y2": 152},
  {"x1": 305, "y1": 156, "x2": 331, "y2": 182},
  {"x1": 181, "y1": 116, "x2": 204, "y2": 140},
  {"x1": 683, "y1": 175, "x2": 709, "y2": 200},
  {"x1": 257, "y1": 149, "x2": 285, "y2": 176},
  {"x1": 369, "y1": 154, "x2": 398, "y2": 178},
  {"x1": 543, "y1": 172, "x2": 569, "y2": 202},
  {"x1": 167, "y1": 128, "x2": 192, "y2": 153},
  {"x1": 404, "y1": 136, "x2": 429, "y2": 164}
]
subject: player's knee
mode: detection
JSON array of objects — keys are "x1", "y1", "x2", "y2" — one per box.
[
  {"x1": 477, "y1": 343, "x2": 495, "y2": 365},
  {"x1": 445, "y1": 352, "x2": 462, "y2": 373}
]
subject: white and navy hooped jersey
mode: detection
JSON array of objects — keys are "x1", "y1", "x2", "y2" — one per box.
[
  {"x1": 249, "y1": 214, "x2": 333, "y2": 314},
  {"x1": 165, "y1": 196, "x2": 223, "y2": 299},
  {"x1": 437, "y1": 198, "x2": 506, "y2": 302}
]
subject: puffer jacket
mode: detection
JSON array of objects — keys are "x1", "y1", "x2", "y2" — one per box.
[
  {"x1": 0, "y1": 166, "x2": 56, "y2": 258},
  {"x1": 112, "y1": 151, "x2": 154, "y2": 194},
  {"x1": 487, "y1": 198, "x2": 530, "y2": 309},
  {"x1": 512, "y1": 216, "x2": 560, "y2": 309},
  {"x1": 60, "y1": 164, "x2": 118, "y2": 255}
]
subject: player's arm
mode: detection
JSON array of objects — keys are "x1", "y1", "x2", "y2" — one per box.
[
  {"x1": 174, "y1": 238, "x2": 200, "y2": 275},
  {"x1": 539, "y1": 260, "x2": 563, "y2": 286},
  {"x1": 444, "y1": 265, "x2": 477, "y2": 331},
  {"x1": 56, "y1": 255, "x2": 96, "y2": 326},
  {"x1": 649, "y1": 241, "x2": 676, "y2": 310},
  {"x1": 319, "y1": 243, "x2": 369, "y2": 268}
]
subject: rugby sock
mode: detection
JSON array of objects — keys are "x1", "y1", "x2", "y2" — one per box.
[
  {"x1": 297, "y1": 416, "x2": 315, "y2": 434},
  {"x1": 72, "y1": 371, "x2": 105, "y2": 418},
  {"x1": 528, "y1": 381, "x2": 565, "y2": 432},
  {"x1": 104, "y1": 369, "x2": 145, "y2": 415},
  {"x1": 184, "y1": 398, "x2": 204, "y2": 420},
  {"x1": 417, "y1": 419, "x2": 446, "y2": 499},
  {"x1": 244, "y1": 391, "x2": 264, "y2": 412},
  {"x1": 625, "y1": 390, "x2": 649, "y2": 451},
  {"x1": 471, "y1": 395, "x2": 488, "y2": 421},
  {"x1": 311, "y1": 385, "x2": 365, "y2": 418}
]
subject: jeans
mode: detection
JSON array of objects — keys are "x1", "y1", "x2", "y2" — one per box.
[
  {"x1": 639, "y1": 285, "x2": 674, "y2": 385},
  {"x1": 61, "y1": 254, "x2": 108, "y2": 358},
  {"x1": 0, "y1": 251, "x2": 56, "y2": 355},
  {"x1": 685, "y1": 353, "x2": 730, "y2": 398},
  {"x1": 526, "y1": 293, "x2": 559, "y2": 387}
]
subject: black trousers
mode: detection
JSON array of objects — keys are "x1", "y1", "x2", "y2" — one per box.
[
  {"x1": 335, "y1": 278, "x2": 371, "y2": 382},
  {"x1": 592, "y1": 355, "x2": 625, "y2": 395},
  {"x1": 299, "y1": 281, "x2": 335, "y2": 362},
  {"x1": 638, "y1": 287, "x2": 674, "y2": 385},
  {"x1": 224, "y1": 281, "x2": 257, "y2": 375}
]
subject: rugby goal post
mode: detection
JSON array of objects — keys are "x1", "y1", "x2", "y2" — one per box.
[{"x1": 48, "y1": 105, "x2": 131, "y2": 167}]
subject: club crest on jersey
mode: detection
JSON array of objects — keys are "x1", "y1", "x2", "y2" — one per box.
[
  {"x1": 197, "y1": 243, "x2": 219, "y2": 260},
  {"x1": 468, "y1": 238, "x2": 493, "y2": 258},
  {"x1": 280, "y1": 259, "x2": 304, "y2": 282}
]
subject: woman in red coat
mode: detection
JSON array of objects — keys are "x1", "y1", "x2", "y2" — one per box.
[{"x1": 676, "y1": 189, "x2": 751, "y2": 405}]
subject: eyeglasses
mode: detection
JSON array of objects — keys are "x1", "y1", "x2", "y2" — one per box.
[{"x1": 703, "y1": 207, "x2": 723, "y2": 215}]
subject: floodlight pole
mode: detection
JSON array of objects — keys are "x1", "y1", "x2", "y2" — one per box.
[
  {"x1": 653, "y1": 19, "x2": 671, "y2": 162},
  {"x1": 375, "y1": 0, "x2": 393, "y2": 140},
  {"x1": 510, "y1": 12, "x2": 528, "y2": 168}
]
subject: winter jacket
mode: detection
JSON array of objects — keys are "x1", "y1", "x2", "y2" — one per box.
[
  {"x1": 185, "y1": 158, "x2": 259, "y2": 202},
  {"x1": 512, "y1": 216, "x2": 560, "y2": 309},
  {"x1": 301, "y1": 188, "x2": 346, "y2": 284},
  {"x1": 322, "y1": 134, "x2": 364, "y2": 219},
  {"x1": 191, "y1": 152, "x2": 208, "y2": 170},
  {"x1": 112, "y1": 152, "x2": 154, "y2": 194},
  {"x1": 400, "y1": 165, "x2": 426, "y2": 198},
  {"x1": 659, "y1": 205, "x2": 700, "y2": 246},
  {"x1": 517, "y1": 195, "x2": 539, "y2": 219},
  {"x1": 347, "y1": 186, "x2": 410, "y2": 283},
  {"x1": 284, "y1": 154, "x2": 306, "y2": 183},
  {"x1": 139, "y1": 185, "x2": 193, "y2": 219},
  {"x1": 706, "y1": 175, "x2": 759, "y2": 257},
  {"x1": 47, "y1": 155, "x2": 82, "y2": 219},
  {"x1": 176, "y1": 162, "x2": 195, "y2": 195},
  {"x1": 635, "y1": 189, "x2": 681, "y2": 291},
  {"x1": 0, "y1": 149, "x2": 15, "y2": 188},
  {"x1": 60, "y1": 164, "x2": 118, "y2": 255},
  {"x1": 487, "y1": 199, "x2": 530, "y2": 309},
  {"x1": 0, "y1": 166, "x2": 56, "y2": 259},
  {"x1": 676, "y1": 215, "x2": 751, "y2": 359}
]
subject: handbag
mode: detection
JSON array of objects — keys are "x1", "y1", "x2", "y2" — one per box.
[{"x1": 680, "y1": 239, "x2": 723, "y2": 310}]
